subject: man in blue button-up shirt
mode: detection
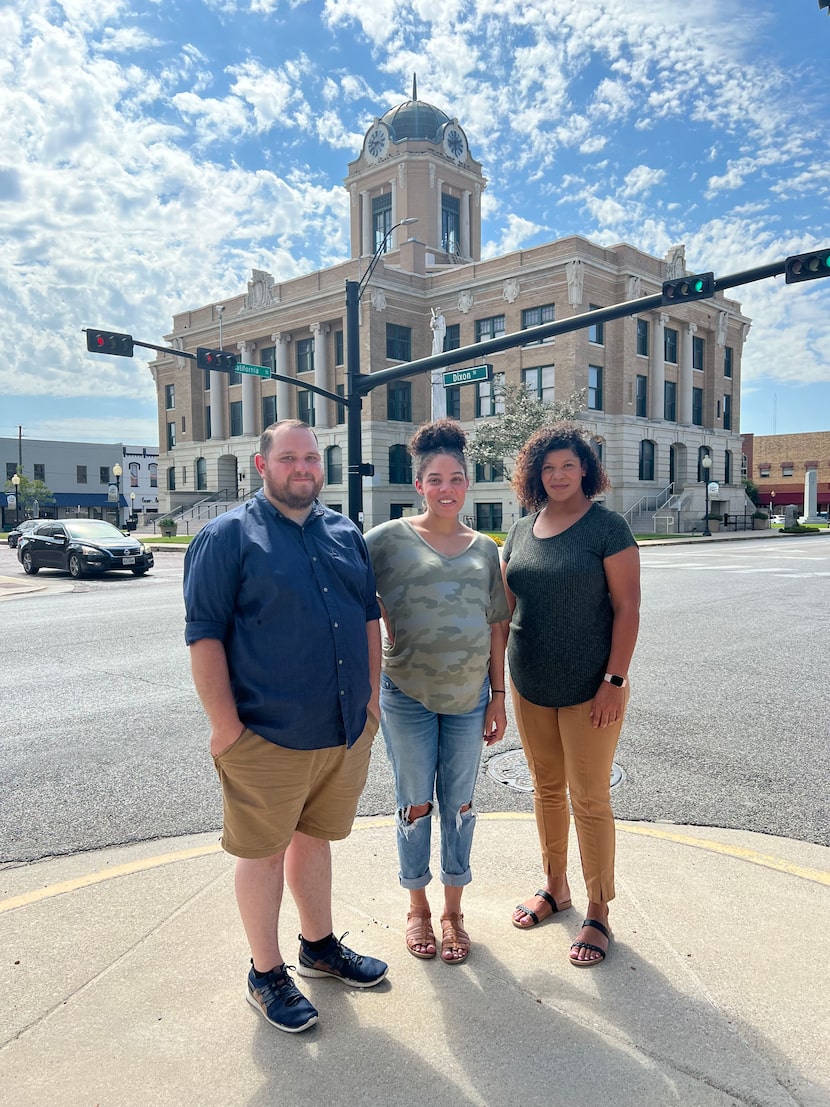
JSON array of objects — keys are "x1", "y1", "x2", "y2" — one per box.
[{"x1": 184, "y1": 421, "x2": 385, "y2": 1032}]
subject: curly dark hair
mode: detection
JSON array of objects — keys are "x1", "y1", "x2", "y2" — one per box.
[
  {"x1": 512, "y1": 422, "x2": 610, "y2": 510},
  {"x1": 408, "y1": 418, "x2": 468, "y2": 481}
]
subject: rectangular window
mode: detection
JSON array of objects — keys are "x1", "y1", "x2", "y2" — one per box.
[
  {"x1": 229, "y1": 402, "x2": 243, "y2": 436},
  {"x1": 387, "y1": 380, "x2": 412, "y2": 422},
  {"x1": 296, "y1": 337, "x2": 314, "y2": 375},
  {"x1": 444, "y1": 323, "x2": 460, "y2": 352},
  {"x1": 782, "y1": 463, "x2": 793, "y2": 477},
  {"x1": 167, "y1": 421, "x2": 176, "y2": 449},
  {"x1": 475, "y1": 502, "x2": 503, "y2": 531},
  {"x1": 77, "y1": 465, "x2": 87, "y2": 484},
  {"x1": 445, "y1": 385, "x2": 461, "y2": 419},
  {"x1": 635, "y1": 374, "x2": 648, "y2": 417},
  {"x1": 33, "y1": 463, "x2": 45, "y2": 482},
  {"x1": 372, "y1": 192, "x2": 392, "y2": 252},
  {"x1": 664, "y1": 327, "x2": 678, "y2": 364},
  {"x1": 476, "y1": 372, "x2": 505, "y2": 418},
  {"x1": 759, "y1": 466, "x2": 770, "y2": 478},
  {"x1": 521, "y1": 304, "x2": 555, "y2": 346},
  {"x1": 334, "y1": 330, "x2": 344, "y2": 366},
  {"x1": 100, "y1": 466, "x2": 109, "y2": 485},
  {"x1": 6, "y1": 462, "x2": 17, "y2": 480},
  {"x1": 182, "y1": 466, "x2": 187, "y2": 486},
  {"x1": 336, "y1": 384, "x2": 346, "y2": 425},
  {"x1": 693, "y1": 335, "x2": 704, "y2": 371},
  {"x1": 692, "y1": 387, "x2": 703, "y2": 426},
  {"x1": 167, "y1": 466, "x2": 176, "y2": 491},
  {"x1": 205, "y1": 406, "x2": 211, "y2": 439},
  {"x1": 664, "y1": 380, "x2": 677, "y2": 422},
  {"x1": 588, "y1": 365, "x2": 603, "y2": 411},
  {"x1": 475, "y1": 461, "x2": 505, "y2": 483},
  {"x1": 165, "y1": 383, "x2": 175, "y2": 409},
  {"x1": 260, "y1": 346, "x2": 276, "y2": 372},
  {"x1": 227, "y1": 366, "x2": 241, "y2": 387},
  {"x1": 475, "y1": 315, "x2": 506, "y2": 342},
  {"x1": 723, "y1": 393, "x2": 732, "y2": 430},
  {"x1": 522, "y1": 365, "x2": 555, "y2": 404},
  {"x1": 298, "y1": 389, "x2": 315, "y2": 427},
  {"x1": 386, "y1": 324, "x2": 411, "y2": 361},
  {"x1": 262, "y1": 394, "x2": 277, "y2": 429},
  {"x1": 149, "y1": 463, "x2": 158, "y2": 488},
  {"x1": 588, "y1": 307, "x2": 604, "y2": 345},
  {"x1": 441, "y1": 192, "x2": 460, "y2": 255},
  {"x1": 724, "y1": 346, "x2": 733, "y2": 378},
  {"x1": 204, "y1": 368, "x2": 211, "y2": 391},
  {"x1": 636, "y1": 318, "x2": 649, "y2": 357}
]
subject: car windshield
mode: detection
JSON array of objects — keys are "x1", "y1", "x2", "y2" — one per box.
[{"x1": 64, "y1": 521, "x2": 127, "y2": 541}]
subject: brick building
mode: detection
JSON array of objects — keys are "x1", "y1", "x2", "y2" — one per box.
[{"x1": 742, "y1": 431, "x2": 830, "y2": 514}]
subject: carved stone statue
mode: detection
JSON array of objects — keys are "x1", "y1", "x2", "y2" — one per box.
[
  {"x1": 665, "y1": 245, "x2": 686, "y2": 280},
  {"x1": 717, "y1": 311, "x2": 729, "y2": 347},
  {"x1": 430, "y1": 307, "x2": 446, "y2": 356},
  {"x1": 566, "y1": 259, "x2": 584, "y2": 307},
  {"x1": 503, "y1": 278, "x2": 520, "y2": 304},
  {"x1": 241, "y1": 269, "x2": 277, "y2": 312}
]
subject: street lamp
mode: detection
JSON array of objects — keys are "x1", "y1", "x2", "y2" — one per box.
[
  {"x1": 701, "y1": 453, "x2": 712, "y2": 537},
  {"x1": 113, "y1": 463, "x2": 123, "y2": 528},
  {"x1": 346, "y1": 217, "x2": 419, "y2": 529},
  {"x1": 130, "y1": 491, "x2": 136, "y2": 528},
  {"x1": 10, "y1": 472, "x2": 20, "y2": 527}
]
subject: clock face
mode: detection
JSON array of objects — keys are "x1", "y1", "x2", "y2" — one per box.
[
  {"x1": 445, "y1": 127, "x2": 466, "y2": 161},
  {"x1": 367, "y1": 126, "x2": 388, "y2": 161}
]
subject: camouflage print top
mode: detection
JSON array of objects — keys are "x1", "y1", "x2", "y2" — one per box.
[{"x1": 365, "y1": 519, "x2": 510, "y2": 715}]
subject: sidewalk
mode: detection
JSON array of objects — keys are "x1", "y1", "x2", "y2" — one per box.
[{"x1": 1, "y1": 816, "x2": 828, "y2": 1106}]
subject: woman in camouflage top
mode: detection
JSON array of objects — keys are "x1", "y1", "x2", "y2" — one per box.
[{"x1": 365, "y1": 420, "x2": 509, "y2": 965}]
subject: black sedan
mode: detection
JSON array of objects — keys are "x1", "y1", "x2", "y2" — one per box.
[
  {"x1": 17, "y1": 519, "x2": 154, "y2": 578},
  {"x1": 6, "y1": 519, "x2": 40, "y2": 548}
]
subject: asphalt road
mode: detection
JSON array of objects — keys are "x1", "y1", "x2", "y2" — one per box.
[{"x1": 1, "y1": 535, "x2": 828, "y2": 865}]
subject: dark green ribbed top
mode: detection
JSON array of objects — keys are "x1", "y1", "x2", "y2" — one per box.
[{"x1": 503, "y1": 504, "x2": 636, "y2": 708}]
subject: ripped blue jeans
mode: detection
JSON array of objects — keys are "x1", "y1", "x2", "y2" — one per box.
[{"x1": 380, "y1": 674, "x2": 489, "y2": 889}]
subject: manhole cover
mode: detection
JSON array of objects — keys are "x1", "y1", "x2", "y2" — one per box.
[{"x1": 487, "y1": 750, "x2": 624, "y2": 793}]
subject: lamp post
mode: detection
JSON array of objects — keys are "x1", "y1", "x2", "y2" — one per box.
[
  {"x1": 701, "y1": 453, "x2": 712, "y2": 537},
  {"x1": 346, "y1": 217, "x2": 418, "y2": 530},
  {"x1": 113, "y1": 463, "x2": 123, "y2": 528},
  {"x1": 130, "y1": 492, "x2": 136, "y2": 528},
  {"x1": 11, "y1": 472, "x2": 20, "y2": 527}
]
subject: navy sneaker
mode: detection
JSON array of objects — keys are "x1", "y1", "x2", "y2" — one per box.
[
  {"x1": 297, "y1": 932, "x2": 388, "y2": 989},
  {"x1": 246, "y1": 963, "x2": 318, "y2": 1033}
]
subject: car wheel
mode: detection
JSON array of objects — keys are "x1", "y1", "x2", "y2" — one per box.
[
  {"x1": 22, "y1": 550, "x2": 39, "y2": 575},
  {"x1": 131, "y1": 567, "x2": 148, "y2": 576},
  {"x1": 68, "y1": 553, "x2": 85, "y2": 579}
]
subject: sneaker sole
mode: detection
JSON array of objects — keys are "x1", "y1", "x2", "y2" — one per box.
[
  {"x1": 296, "y1": 963, "x2": 388, "y2": 989},
  {"x1": 246, "y1": 988, "x2": 318, "y2": 1033}
]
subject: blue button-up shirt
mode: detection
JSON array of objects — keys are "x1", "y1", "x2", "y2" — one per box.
[{"x1": 184, "y1": 492, "x2": 380, "y2": 750}]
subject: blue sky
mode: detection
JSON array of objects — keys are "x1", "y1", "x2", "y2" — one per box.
[{"x1": 1, "y1": 0, "x2": 828, "y2": 447}]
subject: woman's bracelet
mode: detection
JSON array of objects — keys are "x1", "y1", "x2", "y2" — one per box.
[{"x1": 490, "y1": 689, "x2": 505, "y2": 694}]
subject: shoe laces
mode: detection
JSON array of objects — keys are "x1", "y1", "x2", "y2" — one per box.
[{"x1": 259, "y1": 965, "x2": 304, "y2": 1008}]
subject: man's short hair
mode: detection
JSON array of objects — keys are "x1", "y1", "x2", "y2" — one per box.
[{"x1": 260, "y1": 420, "x2": 318, "y2": 458}]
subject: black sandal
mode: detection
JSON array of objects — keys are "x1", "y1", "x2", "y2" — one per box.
[
  {"x1": 512, "y1": 888, "x2": 572, "y2": 929},
  {"x1": 569, "y1": 918, "x2": 611, "y2": 967}
]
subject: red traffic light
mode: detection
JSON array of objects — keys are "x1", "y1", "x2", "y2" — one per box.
[
  {"x1": 196, "y1": 347, "x2": 238, "y2": 372},
  {"x1": 86, "y1": 329, "x2": 134, "y2": 357}
]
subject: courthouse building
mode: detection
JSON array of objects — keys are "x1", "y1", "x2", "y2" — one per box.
[{"x1": 150, "y1": 87, "x2": 751, "y2": 532}]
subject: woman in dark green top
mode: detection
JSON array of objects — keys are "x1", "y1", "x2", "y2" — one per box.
[{"x1": 501, "y1": 422, "x2": 641, "y2": 967}]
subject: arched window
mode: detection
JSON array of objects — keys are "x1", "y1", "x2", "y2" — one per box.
[
  {"x1": 389, "y1": 444, "x2": 412, "y2": 485},
  {"x1": 697, "y1": 446, "x2": 712, "y2": 482},
  {"x1": 638, "y1": 440, "x2": 655, "y2": 481},
  {"x1": 326, "y1": 445, "x2": 343, "y2": 485},
  {"x1": 196, "y1": 457, "x2": 207, "y2": 492}
]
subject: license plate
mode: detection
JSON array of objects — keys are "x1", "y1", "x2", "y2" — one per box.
[{"x1": 122, "y1": 556, "x2": 136, "y2": 565}]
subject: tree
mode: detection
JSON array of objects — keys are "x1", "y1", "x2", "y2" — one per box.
[
  {"x1": 3, "y1": 471, "x2": 55, "y2": 516},
  {"x1": 741, "y1": 477, "x2": 760, "y2": 506},
  {"x1": 468, "y1": 383, "x2": 587, "y2": 476}
]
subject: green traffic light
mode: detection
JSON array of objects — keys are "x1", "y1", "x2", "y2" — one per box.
[{"x1": 693, "y1": 278, "x2": 704, "y2": 293}]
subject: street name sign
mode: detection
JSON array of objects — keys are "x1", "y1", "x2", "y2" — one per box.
[
  {"x1": 442, "y1": 364, "x2": 492, "y2": 387},
  {"x1": 236, "y1": 361, "x2": 272, "y2": 379}
]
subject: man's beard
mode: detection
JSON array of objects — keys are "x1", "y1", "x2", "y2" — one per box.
[{"x1": 265, "y1": 474, "x2": 322, "y2": 510}]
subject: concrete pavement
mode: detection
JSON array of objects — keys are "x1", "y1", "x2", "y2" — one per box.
[{"x1": 1, "y1": 815, "x2": 828, "y2": 1106}]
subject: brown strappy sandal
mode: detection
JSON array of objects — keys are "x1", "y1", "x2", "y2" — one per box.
[
  {"x1": 406, "y1": 906, "x2": 437, "y2": 959},
  {"x1": 439, "y1": 912, "x2": 471, "y2": 965}
]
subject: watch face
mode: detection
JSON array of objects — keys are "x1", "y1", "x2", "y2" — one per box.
[
  {"x1": 445, "y1": 127, "x2": 465, "y2": 160},
  {"x1": 367, "y1": 127, "x2": 387, "y2": 160}
]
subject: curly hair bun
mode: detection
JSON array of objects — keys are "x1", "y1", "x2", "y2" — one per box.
[{"x1": 409, "y1": 418, "x2": 467, "y2": 456}]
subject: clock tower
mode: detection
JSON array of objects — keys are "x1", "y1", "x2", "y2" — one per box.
[{"x1": 345, "y1": 77, "x2": 486, "y2": 271}]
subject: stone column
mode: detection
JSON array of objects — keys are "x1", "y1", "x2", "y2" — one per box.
[
  {"x1": 461, "y1": 191, "x2": 471, "y2": 259},
  {"x1": 389, "y1": 178, "x2": 397, "y2": 237},
  {"x1": 648, "y1": 311, "x2": 666, "y2": 421},
  {"x1": 238, "y1": 340, "x2": 257, "y2": 436},
  {"x1": 209, "y1": 372, "x2": 226, "y2": 440},
  {"x1": 311, "y1": 323, "x2": 331, "y2": 428},
  {"x1": 436, "y1": 179, "x2": 444, "y2": 249},
  {"x1": 273, "y1": 332, "x2": 293, "y2": 420},
  {"x1": 361, "y1": 191, "x2": 372, "y2": 256},
  {"x1": 679, "y1": 322, "x2": 696, "y2": 425}
]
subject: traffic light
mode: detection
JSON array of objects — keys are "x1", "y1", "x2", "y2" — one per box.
[
  {"x1": 661, "y1": 272, "x2": 715, "y2": 305},
  {"x1": 86, "y1": 329, "x2": 134, "y2": 357},
  {"x1": 196, "y1": 347, "x2": 238, "y2": 372},
  {"x1": 784, "y1": 248, "x2": 830, "y2": 284}
]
